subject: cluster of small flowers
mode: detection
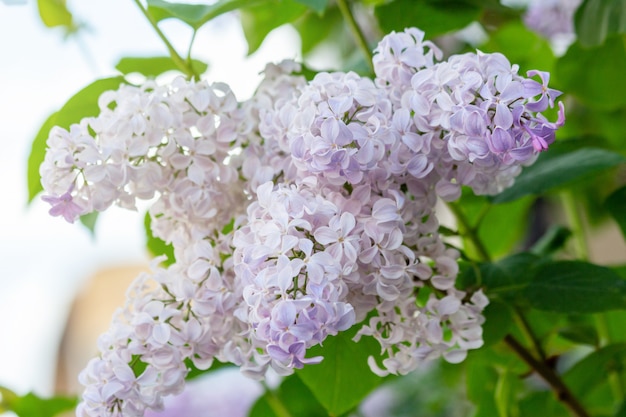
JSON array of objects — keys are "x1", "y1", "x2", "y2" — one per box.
[
  {"x1": 523, "y1": 0, "x2": 582, "y2": 45},
  {"x1": 40, "y1": 28, "x2": 564, "y2": 417},
  {"x1": 374, "y1": 27, "x2": 565, "y2": 199}
]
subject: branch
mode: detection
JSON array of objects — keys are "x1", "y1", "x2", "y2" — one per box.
[{"x1": 504, "y1": 335, "x2": 591, "y2": 417}]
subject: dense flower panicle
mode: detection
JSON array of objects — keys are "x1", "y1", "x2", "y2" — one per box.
[
  {"x1": 38, "y1": 29, "x2": 566, "y2": 417},
  {"x1": 374, "y1": 29, "x2": 565, "y2": 199}
]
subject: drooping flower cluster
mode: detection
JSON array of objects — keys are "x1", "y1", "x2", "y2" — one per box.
[{"x1": 40, "y1": 28, "x2": 565, "y2": 417}]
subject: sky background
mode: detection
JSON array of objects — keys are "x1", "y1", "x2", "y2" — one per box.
[{"x1": 0, "y1": 0, "x2": 300, "y2": 399}]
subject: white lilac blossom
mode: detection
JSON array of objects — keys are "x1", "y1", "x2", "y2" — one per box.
[{"x1": 39, "y1": 28, "x2": 565, "y2": 417}]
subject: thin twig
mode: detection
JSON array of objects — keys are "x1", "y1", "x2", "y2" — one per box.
[
  {"x1": 336, "y1": 0, "x2": 374, "y2": 72},
  {"x1": 447, "y1": 202, "x2": 492, "y2": 262},
  {"x1": 132, "y1": 0, "x2": 198, "y2": 79}
]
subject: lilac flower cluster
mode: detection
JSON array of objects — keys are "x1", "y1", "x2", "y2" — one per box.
[
  {"x1": 40, "y1": 28, "x2": 564, "y2": 417},
  {"x1": 524, "y1": 0, "x2": 581, "y2": 45}
]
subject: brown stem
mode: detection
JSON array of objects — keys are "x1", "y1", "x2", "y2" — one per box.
[{"x1": 504, "y1": 335, "x2": 591, "y2": 417}]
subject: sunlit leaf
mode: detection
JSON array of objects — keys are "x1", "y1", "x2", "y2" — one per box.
[
  {"x1": 37, "y1": 0, "x2": 74, "y2": 30},
  {"x1": 554, "y1": 35, "x2": 626, "y2": 110},
  {"x1": 605, "y1": 186, "x2": 626, "y2": 241},
  {"x1": 0, "y1": 386, "x2": 78, "y2": 417},
  {"x1": 115, "y1": 56, "x2": 208, "y2": 77},
  {"x1": 575, "y1": 0, "x2": 626, "y2": 48},
  {"x1": 524, "y1": 261, "x2": 626, "y2": 313},
  {"x1": 491, "y1": 147, "x2": 625, "y2": 203},
  {"x1": 27, "y1": 77, "x2": 125, "y2": 203},
  {"x1": 375, "y1": 0, "x2": 481, "y2": 39},
  {"x1": 296, "y1": 326, "x2": 386, "y2": 416},
  {"x1": 240, "y1": 0, "x2": 308, "y2": 55},
  {"x1": 146, "y1": 0, "x2": 264, "y2": 30},
  {"x1": 27, "y1": 112, "x2": 58, "y2": 203}
]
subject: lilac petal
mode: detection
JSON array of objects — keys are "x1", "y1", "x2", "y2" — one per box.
[
  {"x1": 314, "y1": 227, "x2": 338, "y2": 245},
  {"x1": 488, "y1": 127, "x2": 514, "y2": 153},
  {"x1": 272, "y1": 301, "x2": 297, "y2": 329},
  {"x1": 494, "y1": 103, "x2": 513, "y2": 130},
  {"x1": 443, "y1": 349, "x2": 468, "y2": 364}
]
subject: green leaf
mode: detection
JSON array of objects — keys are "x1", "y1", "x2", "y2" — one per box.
[
  {"x1": 293, "y1": 0, "x2": 327, "y2": 14},
  {"x1": 146, "y1": 0, "x2": 262, "y2": 30},
  {"x1": 53, "y1": 77, "x2": 126, "y2": 130},
  {"x1": 481, "y1": 21, "x2": 555, "y2": 74},
  {"x1": 37, "y1": 0, "x2": 74, "y2": 30},
  {"x1": 115, "y1": 56, "x2": 208, "y2": 78},
  {"x1": 495, "y1": 370, "x2": 517, "y2": 417},
  {"x1": 458, "y1": 192, "x2": 534, "y2": 259},
  {"x1": 575, "y1": 0, "x2": 626, "y2": 48},
  {"x1": 524, "y1": 261, "x2": 626, "y2": 313},
  {"x1": 79, "y1": 211, "x2": 99, "y2": 236},
  {"x1": 0, "y1": 386, "x2": 78, "y2": 417},
  {"x1": 563, "y1": 343, "x2": 626, "y2": 398},
  {"x1": 130, "y1": 354, "x2": 149, "y2": 378},
  {"x1": 554, "y1": 35, "x2": 626, "y2": 110},
  {"x1": 615, "y1": 399, "x2": 626, "y2": 417},
  {"x1": 144, "y1": 212, "x2": 175, "y2": 264},
  {"x1": 458, "y1": 252, "x2": 542, "y2": 300},
  {"x1": 518, "y1": 391, "x2": 569, "y2": 417},
  {"x1": 240, "y1": 0, "x2": 308, "y2": 55},
  {"x1": 529, "y1": 225, "x2": 572, "y2": 256},
  {"x1": 606, "y1": 186, "x2": 626, "y2": 240},
  {"x1": 465, "y1": 359, "x2": 499, "y2": 415},
  {"x1": 293, "y1": 5, "x2": 342, "y2": 55},
  {"x1": 295, "y1": 326, "x2": 386, "y2": 416},
  {"x1": 184, "y1": 358, "x2": 232, "y2": 380},
  {"x1": 27, "y1": 77, "x2": 125, "y2": 203},
  {"x1": 375, "y1": 0, "x2": 481, "y2": 39},
  {"x1": 558, "y1": 323, "x2": 600, "y2": 346},
  {"x1": 249, "y1": 374, "x2": 327, "y2": 417},
  {"x1": 27, "y1": 112, "x2": 58, "y2": 203},
  {"x1": 481, "y1": 300, "x2": 514, "y2": 346},
  {"x1": 491, "y1": 147, "x2": 626, "y2": 204}
]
